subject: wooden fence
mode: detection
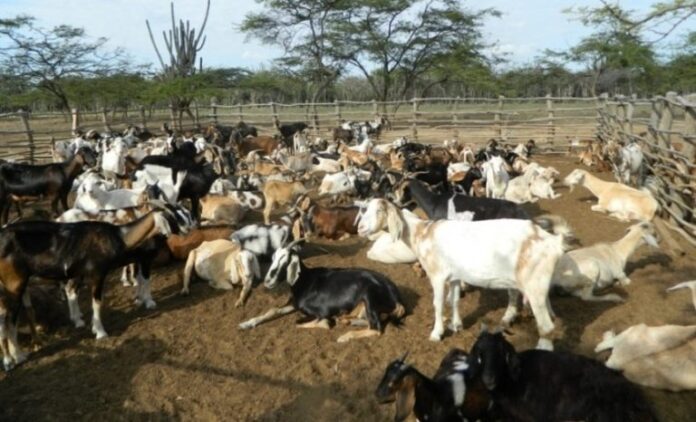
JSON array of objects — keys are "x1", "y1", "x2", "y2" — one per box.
[
  {"x1": 597, "y1": 92, "x2": 696, "y2": 248},
  {"x1": 0, "y1": 96, "x2": 600, "y2": 163}
]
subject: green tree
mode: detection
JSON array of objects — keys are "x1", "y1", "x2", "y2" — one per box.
[{"x1": 0, "y1": 16, "x2": 129, "y2": 111}]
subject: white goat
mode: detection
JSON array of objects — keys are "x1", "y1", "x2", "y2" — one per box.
[
  {"x1": 209, "y1": 179, "x2": 265, "y2": 210},
  {"x1": 595, "y1": 324, "x2": 696, "y2": 391},
  {"x1": 101, "y1": 137, "x2": 128, "y2": 179},
  {"x1": 552, "y1": 223, "x2": 658, "y2": 302},
  {"x1": 613, "y1": 143, "x2": 644, "y2": 186},
  {"x1": 133, "y1": 166, "x2": 187, "y2": 204},
  {"x1": 350, "y1": 137, "x2": 373, "y2": 154},
  {"x1": 564, "y1": 169, "x2": 658, "y2": 221},
  {"x1": 311, "y1": 157, "x2": 342, "y2": 174},
  {"x1": 318, "y1": 169, "x2": 370, "y2": 196},
  {"x1": 293, "y1": 131, "x2": 309, "y2": 153},
  {"x1": 181, "y1": 239, "x2": 260, "y2": 307},
  {"x1": 74, "y1": 179, "x2": 147, "y2": 213},
  {"x1": 482, "y1": 156, "x2": 509, "y2": 199},
  {"x1": 357, "y1": 198, "x2": 566, "y2": 350},
  {"x1": 667, "y1": 280, "x2": 696, "y2": 312}
]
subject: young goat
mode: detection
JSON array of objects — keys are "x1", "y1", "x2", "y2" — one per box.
[
  {"x1": 181, "y1": 239, "x2": 260, "y2": 307},
  {"x1": 262, "y1": 179, "x2": 307, "y2": 224},
  {"x1": 238, "y1": 240, "x2": 405, "y2": 342},
  {"x1": 552, "y1": 222, "x2": 659, "y2": 302},
  {"x1": 357, "y1": 199, "x2": 567, "y2": 349},
  {"x1": 295, "y1": 195, "x2": 359, "y2": 240},
  {"x1": 564, "y1": 169, "x2": 658, "y2": 221},
  {"x1": 375, "y1": 350, "x2": 490, "y2": 422},
  {"x1": 471, "y1": 329, "x2": 657, "y2": 421}
]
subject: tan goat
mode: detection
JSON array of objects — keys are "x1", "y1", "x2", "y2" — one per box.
[
  {"x1": 200, "y1": 195, "x2": 248, "y2": 225},
  {"x1": 262, "y1": 179, "x2": 307, "y2": 224}
]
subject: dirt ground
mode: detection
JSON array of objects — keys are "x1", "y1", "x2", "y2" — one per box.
[{"x1": 0, "y1": 156, "x2": 695, "y2": 421}]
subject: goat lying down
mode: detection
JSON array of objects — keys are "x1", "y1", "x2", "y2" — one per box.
[
  {"x1": 357, "y1": 199, "x2": 568, "y2": 350},
  {"x1": 238, "y1": 240, "x2": 405, "y2": 342},
  {"x1": 595, "y1": 323, "x2": 696, "y2": 391}
]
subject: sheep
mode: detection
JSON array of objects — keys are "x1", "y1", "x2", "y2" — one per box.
[
  {"x1": 0, "y1": 209, "x2": 181, "y2": 369},
  {"x1": 481, "y1": 156, "x2": 509, "y2": 199},
  {"x1": 200, "y1": 195, "x2": 248, "y2": 225},
  {"x1": 564, "y1": 168, "x2": 658, "y2": 221},
  {"x1": 262, "y1": 179, "x2": 307, "y2": 224},
  {"x1": 238, "y1": 240, "x2": 405, "y2": 343},
  {"x1": 552, "y1": 222, "x2": 658, "y2": 302},
  {"x1": 357, "y1": 198, "x2": 567, "y2": 349},
  {"x1": 0, "y1": 147, "x2": 97, "y2": 222},
  {"x1": 375, "y1": 350, "x2": 490, "y2": 422},
  {"x1": 470, "y1": 329, "x2": 658, "y2": 421},
  {"x1": 181, "y1": 239, "x2": 260, "y2": 307},
  {"x1": 595, "y1": 324, "x2": 696, "y2": 391}
]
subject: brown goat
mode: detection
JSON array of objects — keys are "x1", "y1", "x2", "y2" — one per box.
[
  {"x1": 296, "y1": 196, "x2": 359, "y2": 240},
  {"x1": 237, "y1": 135, "x2": 281, "y2": 156},
  {"x1": 262, "y1": 179, "x2": 308, "y2": 224},
  {"x1": 333, "y1": 127, "x2": 354, "y2": 143},
  {"x1": 166, "y1": 225, "x2": 236, "y2": 260}
]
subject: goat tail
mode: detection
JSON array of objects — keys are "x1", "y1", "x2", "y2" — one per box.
[
  {"x1": 392, "y1": 303, "x2": 406, "y2": 320},
  {"x1": 181, "y1": 250, "x2": 196, "y2": 295}
]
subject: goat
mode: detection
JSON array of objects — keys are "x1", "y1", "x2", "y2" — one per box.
[
  {"x1": 261, "y1": 179, "x2": 307, "y2": 224},
  {"x1": 357, "y1": 199, "x2": 568, "y2": 349},
  {"x1": 177, "y1": 163, "x2": 219, "y2": 221},
  {"x1": 237, "y1": 135, "x2": 281, "y2": 156},
  {"x1": 612, "y1": 142, "x2": 644, "y2": 186},
  {"x1": 277, "y1": 122, "x2": 308, "y2": 140},
  {"x1": 74, "y1": 179, "x2": 147, "y2": 213},
  {"x1": 238, "y1": 240, "x2": 405, "y2": 342},
  {"x1": 481, "y1": 156, "x2": 509, "y2": 199},
  {"x1": 209, "y1": 179, "x2": 264, "y2": 210},
  {"x1": 667, "y1": 280, "x2": 696, "y2": 312},
  {"x1": 133, "y1": 166, "x2": 188, "y2": 204},
  {"x1": 552, "y1": 222, "x2": 658, "y2": 302},
  {"x1": 138, "y1": 141, "x2": 198, "y2": 184},
  {"x1": 0, "y1": 147, "x2": 97, "y2": 222},
  {"x1": 164, "y1": 225, "x2": 236, "y2": 261},
  {"x1": 181, "y1": 239, "x2": 260, "y2": 306},
  {"x1": 295, "y1": 195, "x2": 359, "y2": 240},
  {"x1": 199, "y1": 194, "x2": 247, "y2": 225},
  {"x1": 230, "y1": 216, "x2": 299, "y2": 262},
  {"x1": 470, "y1": 329, "x2": 657, "y2": 421},
  {"x1": 318, "y1": 169, "x2": 371, "y2": 196},
  {"x1": 375, "y1": 350, "x2": 490, "y2": 422},
  {"x1": 394, "y1": 179, "x2": 530, "y2": 221},
  {"x1": 0, "y1": 209, "x2": 179, "y2": 369},
  {"x1": 595, "y1": 324, "x2": 696, "y2": 391},
  {"x1": 564, "y1": 169, "x2": 658, "y2": 221}
]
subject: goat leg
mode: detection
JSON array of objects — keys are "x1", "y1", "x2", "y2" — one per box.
[{"x1": 238, "y1": 304, "x2": 295, "y2": 330}]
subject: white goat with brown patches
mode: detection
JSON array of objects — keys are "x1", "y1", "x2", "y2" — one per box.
[
  {"x1": 552, "y1": 223, "x2": 659, "y2": 302},
  {"x1": 262, "y1": 179, "x2": 307, "y2": 224},
  {"x1": 181, "y1": 239, "x2": 260, "y2": 307},
  {"x1": 595, "y1": 324, "x2": 696, "y2": 391},
  {"x1": 564, "y1": 169, "x2": 658, "y2": 221},
  {"x1": 357, "y1": 199, "x2": 566, "y2": 350}
]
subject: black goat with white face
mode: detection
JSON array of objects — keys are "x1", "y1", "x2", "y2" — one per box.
[
  {"x1": 239, "y1": 240, "x2": 405, "y2": 342},
  {"x1": 469, "y1": 329, "x2": 658, "y2": 422}
]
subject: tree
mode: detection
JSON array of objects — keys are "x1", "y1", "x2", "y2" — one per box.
[
  {"x1": 331, "y1": 0, "x2": 497, "y2": 110},
  {"x1": 0, "y1": 16, "x2": 129, "y2": 111},
  {"x1": 241, "y1": 0, "x2": 350, "y2": 103}
]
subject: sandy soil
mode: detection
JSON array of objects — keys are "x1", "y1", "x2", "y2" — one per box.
[{"x1": 0, "y1": 156, "x2": 695, "y2": 421}]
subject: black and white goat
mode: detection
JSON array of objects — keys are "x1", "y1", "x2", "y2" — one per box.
[{"x1": 238, "y1": 240, "x2": 405, "y2": 342}]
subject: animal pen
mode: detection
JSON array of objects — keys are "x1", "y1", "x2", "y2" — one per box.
[{"x1": 0, "y1": 93, "x2": 694, "y2": 247}]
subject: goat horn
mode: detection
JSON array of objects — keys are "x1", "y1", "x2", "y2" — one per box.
[
  {"x1": 480, "y1": 322, "x2": 489, "y2": 334},
  {"x1": 398, "y1": 351, "x2": 409, "y2": 363},
  {"x1": 287, "y1": 237, "x2": 307, "y2": 248}
]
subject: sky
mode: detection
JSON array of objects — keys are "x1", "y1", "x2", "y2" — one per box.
[{"x1": 0, "y1": 0, "x2": 693, "y2": 71}]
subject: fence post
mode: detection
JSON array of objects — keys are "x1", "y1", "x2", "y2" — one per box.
[
  {"x1": 312, "y1": 102, "x2": 319, "y2": 135},
  {"x1": 495, "y1": 95, "x2": 504, "y2": 139},
  {"x1": 237, "y1": 104, "x2": 244, "y2": 122},
  {"x1": 546, "y1": 94, "x2": 555, "y2": 143},
  {"x1": 372, "y1": 99, "x2": 378, "y2": 117},
  {"x1": 139, "y1": 105, "x2": 147, "y2": 129},
  {"x1": 334, "y1": 100, "x2": 342, "y2": 127},
  {"x1": 100, "y1": 107, "x2": 112, "y2": 133},
  {"x1": 71, "y1": 108, "x2": 80, "y2": 135},
  {"x1": 596, "y1": 93, "x2": 609, "y2": 142},
  {"x1": 168, "y1": 103, "x2": 177, "y2": 130},
  {"x1": 451, "y1": 96, "x2": 460, "y2": 140},
  {"x1": 210, "y1": 97, "x2": 218, "y2": 124},
  {"x1": 683, "y1": 93, "x2": 696, "y2": 161},
  {"x1": 18, "y1": 109, "x2": 35, "y2": 164},
  {"x1": 270, "y1": 102, "x2": 279, "y2": 131},
  {"x1": 657, "y1": 92, "x2": 676, "y2": 149},
  {"x1": 193, "y1": 101, "x2": 201, "y2": 129},
  {"x1": 411, "y1": 97, "x2": 419, "y2": 140}
]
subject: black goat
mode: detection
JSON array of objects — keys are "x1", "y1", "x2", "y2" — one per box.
[
  {"x1": 394, "y1": 179, "x2": 530, "y2": 221},
  {"x1": 238, "y1": 240, "x2": 405, "y2": 342},
  {"x1": 376, "y1": 350, "x2": 491, "y2": 422},
  {"x1": 230, "y1": 121, "x2": 258, "y2": 144},
  {"x1": 177, "y1": 163, "x2": 219, "y2": 221},
  {"x1": 0, "y1": 147, "x2": 96, "y2": 222},
  {"x1": 138, "y1": 142, "x2": 199, "y2": 184},
  {"x1": 0, "y1": 209, "x2": 181, "y2": 369},
  {"x1": 277, "y1": 122, "x2": 308, "y2": 140},
  {"x1": 469, "y1": 330, "x2": 658, "y2": 422}
]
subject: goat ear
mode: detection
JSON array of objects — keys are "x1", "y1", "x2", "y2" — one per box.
[
  {"x1": 506, "y1": 349, "x2": 521, "y2": 382},
  {"x1": 394, "y1": 378, "x2": 416, "y2": 422},
  {"x1": 385, "y1": 203, "x2": 403, "y2": 242},
  {"x1": 286, "y1": 255, "x2": 301, "y2": 286}
]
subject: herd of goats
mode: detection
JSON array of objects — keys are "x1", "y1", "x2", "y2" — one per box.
[{"x1": 0, "y1": 116, "x2": 694, "y2": 421}]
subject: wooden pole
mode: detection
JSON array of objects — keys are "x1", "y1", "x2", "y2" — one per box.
[
  {"x1": 193, "y1": 101, "x2": 201, "y2": 129},
  {"x1": 270, "y1": 102, "x2": 279, "y2": 132},
  {"x1": 18, "y1": 109, "x2": 35, "y2": 164},
  {"x1": 372, "y1": 99, "x2": 378, "y2": 117},
  {"x1": 682, "y1": 93, "x2": 696, "y2": 161},
  {"x1": 546, "y1": 94, "x2": 555, "y2": 143},
  {"x1": 657, "y1": 92, "x2": 676, "y2": 150},
  {"x1": 237, "y1": 104, "x2": 244, "y2": 122},
  {"x1": 139, "y1": 105, "x2": 147, "y2": 129},
  {"x1": 334, "y1": 100, "x2": 342, "y2": 127},
  {"x1": 495, "y1": 95, "x2": 504, "y2": 139},
  {"x1": 100, "y1": 107, "x2": 112, "y2": 133},
  {"x1": 312, "y1": 102, "x2": 319, "y2": 135},
  {"x1": 71, "y1": 108, "x2": 80, "y2": 136},
  {"x1": 411, "y1": 97, "x2": 419, "y2": 141},
  {"x1": 451, "y1": 96, "x2": 460, "y2": 140},
  {"x1": 210, "y1": 97, "x2": 218, "y2": 124}
]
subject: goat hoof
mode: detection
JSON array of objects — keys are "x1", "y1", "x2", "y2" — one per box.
[
  {"x1": 144, "y1": 299, "x2": 157, "y2": 310},
  {"x1": 180, "y1": 289, "x2": 189, "y2": 296},
  {"x1": 448, "y1": 322, "x2": 463, "y2": 332},
  {"x1": 74, "y1": 319, "x2": 85, "y2": 328},
  {"x1": 234, "y1": 301, "x2": 244, "y2": 308},
  {"x1": 429, "y1": 332, "x2": 443, "y2": 342},
  {"x1": 238, "y1": 322, "x2": 253, "y2": 330},
  {"x1": 619, "y1": 278, "x2": 631, "y2": 286},
  {"x1": 336, "y1": 334, "x2": 351, "y2": 343}
]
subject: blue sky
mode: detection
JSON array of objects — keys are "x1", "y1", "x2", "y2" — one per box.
[{"x1": 0, "y1": 0, "x2": 692, "y2": 71}]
